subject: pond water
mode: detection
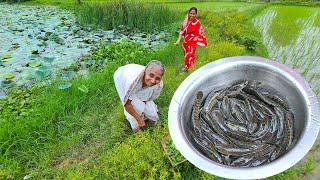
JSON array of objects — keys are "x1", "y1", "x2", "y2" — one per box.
[{"x1": 0, "y1": 3, "x2": 169, "y2": 97}]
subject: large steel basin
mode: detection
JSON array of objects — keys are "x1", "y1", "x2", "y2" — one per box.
[{"x1": 168, "y1": 56, "x2": 320, "y2": 179}]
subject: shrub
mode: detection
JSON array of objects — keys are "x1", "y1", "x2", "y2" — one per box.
[
  {"x1": 235, "y1": 35, "x2": 259, "y2": 52},
  {"x1": 204, "y1": 41, "x2": 245, "y2": 63},
  {"x1": 101, "y1": 131, "x2": 172, "y2": 179},
  {"x1": 88, "y1": 40, "x2": 148, "y2": 68}
]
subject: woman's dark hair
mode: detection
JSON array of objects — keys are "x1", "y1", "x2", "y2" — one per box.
[{"x1": 188, "y1": 7, "x2": 197, "y2": 14}]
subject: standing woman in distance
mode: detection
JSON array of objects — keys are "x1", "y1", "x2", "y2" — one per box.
[{"x1": 175, "y1": 7, "x2": 207, "y2": 71}]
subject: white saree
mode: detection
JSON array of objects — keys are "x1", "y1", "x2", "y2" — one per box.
[{"x1": 113, "y1": 64, "x2": 163, "y2": 130}]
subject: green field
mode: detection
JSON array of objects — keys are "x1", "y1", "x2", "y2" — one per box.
[
  {"x1": 1, "y1": 0, "x2": 320, "y2": 179},
  {"x1": 254, "y1": 5, "x2": 320, "y2": 93}
]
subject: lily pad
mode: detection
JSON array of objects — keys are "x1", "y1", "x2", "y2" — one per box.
[
  {"x1": 28, "y1": 54, "x2": 38, "y2": 60},
  {"x1": 35, "y1": 68, "x2": 51, "y2": 78},
  {"x1": 43, "y1": 56, "x2": 55, "y2": 64},
  {"x1": 39, "y1": 79, "x2": 52, "y2": 87},
  {"x1": 28, "y1": 61, "x2": 42, "y2": 67},
  {"x1": 62, "y1": 71, "x2": 76, "y2": 78},
  {"x1": 5, "y1": 73, "x2": 14, "y2": 80},
  {"x1": 2, "y1": 54, "x2": 12, "y2": 61},
  {"x1": 58, "y1": 82, "x2": 72, "y2": 90},
  {"x1": 78, "y1": 84, "x2": 89, "y2": 93},
  {"x1": 31, "y1": 49, "x2": 39, "y2": 54},
  {"x1": 86, "y1": 59, "x2": 96, "y2": 65}
]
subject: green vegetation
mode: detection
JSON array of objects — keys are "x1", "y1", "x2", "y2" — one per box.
[
  {"x1": 269, "y1": 6, "x2": 312, "y2": 46},
  {"x1": 165, "y1": 137, "x2": 186, "y2": 166},
  {"x1": 0, "y1": 0, "x2": 319, "y2": 179},
  {"x1": 74, "y1": 1, "x2": 178, "y2": 32},
  {"x1": 254, "y1": 5, "x2": 320, "y2": 97},
  {"x1": 269, "y1": 159, "x2": 315, "y2": 180},
  {"x1": 0, "y1": 0, "x2": 31, "y2": 3},
  {"x1": 167, "y1": 1, "x2": 264, "y2": 12}
]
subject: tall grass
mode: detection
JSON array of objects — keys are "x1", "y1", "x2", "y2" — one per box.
[
  {"x1": 74, "y1": 0, "x2": 178, "y2": 32},
  {"x1": 269, "y1": 6, "x2": 311, "y2": 46},
  {"x1": 0, "y1": 0, "x2": 30, "y2": 2}
]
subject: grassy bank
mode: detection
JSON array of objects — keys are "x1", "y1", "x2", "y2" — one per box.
[{"x1": 1, "y1": 1, "x2": 319, "y2": 179}]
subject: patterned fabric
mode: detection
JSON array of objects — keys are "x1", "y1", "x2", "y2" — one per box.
[{"x1": 180, "y1": 17, "x2": 208, "y2": 70}]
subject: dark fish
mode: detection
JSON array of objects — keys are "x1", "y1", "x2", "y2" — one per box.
[
  {"x1": 284, "y1": 111, "x2": 294, "y2": 150},
  {"x1": 192, "y1": 91, "x2": 203, "y2": 137},
  {"x1": 189, "y1": 80, "x2": 295, "y2": 167}
]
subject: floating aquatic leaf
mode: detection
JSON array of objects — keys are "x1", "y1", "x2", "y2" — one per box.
[
  {"x1": 58, "y1": 82, "x2": 72, "y2": 90},
  {"x1": 78, "y1": 85, "x2": 89, "y2": 93},
  {"x1": 43, "y1": 56, "x2": 55, "y2": 63},
  {"x1": 77, "y1": 69, "x2": 89, "y2": 79},
  {"x1": 35, "y1": 67, "x2": 51, "y2": 78},
  {"x1": 98, "y1": 60, "x2": 105, "y2": 65},
  {"x1": 86, "y1": 59, "x2": 96, "y2": 65},
  {"x1": 28, "y1": 54, "x2": 38, "y2": 60},
  {"x1": 62, "y1": 71, "x2": 76, "y2": 78},
  {"x1": 2, "y1": 54, "x2": 12, "y2": 60},
  {"x1": 2, "y1": 80, "x2": 13, "y2": 85},
  {"x1": 39, "y1": 79, "x2": 52, "y2": 87},
  {"x1": 31, "y1": 49, "x2": 39, "y2": 54},
  {"x1": 28, "y1": 61, "x2": 42, "y2": 67},
  {"x1": 38, "y1": 66, "x2": 49, "y2": 71},
  {"x1": 5, "y1": 73, "x2": 14, "y2": 80}
]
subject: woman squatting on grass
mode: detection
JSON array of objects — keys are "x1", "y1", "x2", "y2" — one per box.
[
  {"x1": 175, "y1": 7, "x2": 208, "y2": 71},
  {"x1": 114, "y1": 60, "x2": 165, "y2": 132}
]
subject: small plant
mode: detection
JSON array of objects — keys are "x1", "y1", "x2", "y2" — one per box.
[
  {"x1": 235, "y1": 35, "x2": 259, "y2": 52},
  {"x1": 205, "y1": 41, "x2": 245, "y2": 62},
  {"x1": 0, "y1": 88, "x2": 34, "y2": 121},
  {"x1": 89, "y1": 40, "x2": 148, "y2": 67},
  {"x1": 162, "y1": 136, "x2": 186, "y2": 167}
]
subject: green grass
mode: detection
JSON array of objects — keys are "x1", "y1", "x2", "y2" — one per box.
[
  {"x1": 269, "y1": 159, "x2": 315, "y2": 180},
  {"x1": 167, "y1": 1, "x2": 264, "y2": 13},
  {"x1": 1, "y1": 1, "x2": 319, "y2": 179},
  {"x1": 315, "y1": 13, "x2": 320, "y2": 27},
  {"x1": 254, "y1": 4, "x2": 320, "y2": 98},
  {"x1": 268, "y1": 6, "x2": 313, "y2": 46},
  {"x1": 21, "y1": 0, "x2": 264, "y2": 11},
  {"x1": 1, "y1": 0, "x2": 31, "y2": 2}
]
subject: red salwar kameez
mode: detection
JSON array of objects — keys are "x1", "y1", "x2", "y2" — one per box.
[{"x1": 180, "y1": 17, "x2": 208, "y2": 70}]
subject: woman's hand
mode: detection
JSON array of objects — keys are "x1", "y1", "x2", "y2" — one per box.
[
  {"x1": 201, "y1": 26, "x2": 207, "y2": 35},
  {"x1": 137, "y1": 116, "x2": 146, "y2": 129},
  {"x1": 175, "y1": 34, "x2": 183, "y2": 46}
]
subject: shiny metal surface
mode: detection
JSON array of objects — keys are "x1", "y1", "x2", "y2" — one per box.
[{"x1": 168, "y1": 56, "x2": 320, "y2": 179}]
